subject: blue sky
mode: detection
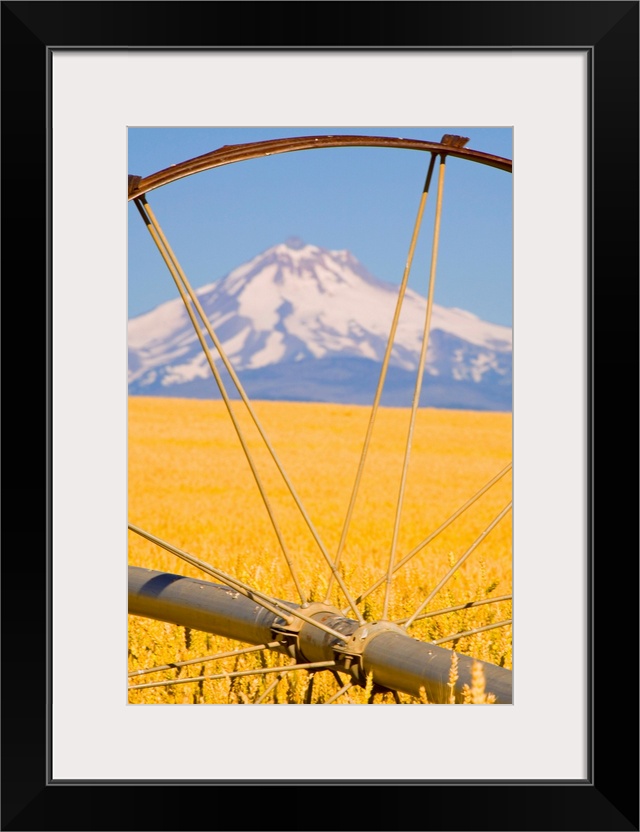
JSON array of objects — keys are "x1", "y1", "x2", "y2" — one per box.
[{"x1": 128, "y1": 127, "x2": 512, "y2": 325}]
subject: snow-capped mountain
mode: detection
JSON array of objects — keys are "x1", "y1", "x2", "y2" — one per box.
[{"x1": 128, "y1": 239, "x2": 512, "y2": 410}]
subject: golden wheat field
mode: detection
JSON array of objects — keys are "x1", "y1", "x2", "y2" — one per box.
[{"x1": 128, "y1": 395, "x2": 512, "y2": 704}]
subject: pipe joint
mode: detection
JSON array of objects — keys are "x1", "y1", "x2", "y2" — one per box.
[
  {"x1": 332, "y1": 620, "x2": 410, "y2": 685},
  {"x1": 272, "y1": 602, "x2": 356, "y2": 667}
]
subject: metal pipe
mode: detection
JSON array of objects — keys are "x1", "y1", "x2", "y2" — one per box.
[
  {"x1": 362, "y1": 631, "x2": 512, "y2": 703},
  {"x1": 128, "y1": 524, "x2": 348, "y2": 642},
  {"x1": 129, "y1": 566, "x2": 512, "y2": 703},
  {"x1": 129, "y1": 566, "x2": 286, "y2": 647}
]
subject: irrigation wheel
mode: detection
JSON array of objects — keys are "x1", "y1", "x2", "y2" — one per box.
[{"x1": 127, "y1": 133, "x2": 513, "y2": 705}]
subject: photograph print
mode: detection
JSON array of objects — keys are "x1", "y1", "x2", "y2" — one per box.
[{"x1": 127, "y1": 126, "x2": 513, "y2": 706}]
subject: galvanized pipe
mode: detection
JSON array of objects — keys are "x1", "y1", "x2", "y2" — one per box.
[
  {"x1": 362, "y1": 630, "x2": 511, "y2": 703},
  {"x1": 129, "y1": 566, "x2": 288, "y2": 648},
  {"x1": 129, "y1": 566, "x2": 512, "y2": 703}
]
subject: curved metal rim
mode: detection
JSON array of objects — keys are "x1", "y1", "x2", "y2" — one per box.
[{"x1": 128, "y1": 134, "x2": 512, "y2": 200}]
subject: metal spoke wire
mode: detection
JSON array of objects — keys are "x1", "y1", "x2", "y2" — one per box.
[
  {"x1": 304, "y1": 672, "x2": 317, "y2": 704},
  {"x1": 136, "y1": 196, "x2": 364, "y2": 622},
  {"x1": 134, "y1": 197, "x2": 307, "y2": 605},
  {"x1": 128, "y1": 523, "x2": 349, "y2": 643},
  {"x1": 128, "y1": 641, "x2": 281, "y2": 679},
  {"x1": 351, "y1": 463, "x2": 512, "y2": 611},
  {"x1": 432, "y1": 619, "x2": 513, "y2": 647},
  {"x1": 382, "y1": 152, "x2": 449, "y2": 619},
  {"x1": 129, "y1": 660, "x2": 336, "y2": 692},
  {"x1": 254, "y1": 672, "x2": 288, "y2": 704},
  {"x1": 323, "y1": 681, "x2": 355, "y2": 704},
  {"x1": 394, "y1": 594, "x2": 512, "y2": 626},
  {"x1": 403, "y1": 501, "x2": 513, "y2": 630},
  {"x1": 325, "y1": 152, "x2": 437, "y2": 602}
]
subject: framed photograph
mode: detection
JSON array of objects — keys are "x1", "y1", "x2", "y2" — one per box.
[
  {"x1": 126, "y1": 125, "x2": 516, "y2": 714},
  {"x1": 3, "y1": 2, "x2": 637, "y2": 830}
]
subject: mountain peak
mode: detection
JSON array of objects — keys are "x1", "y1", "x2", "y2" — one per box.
[
  {"x1": 269, "y1": 239, "x2": 323, "y2": 262},
  {"x1": 129, "y1": 242, "x2": 512, "y2": 410}
]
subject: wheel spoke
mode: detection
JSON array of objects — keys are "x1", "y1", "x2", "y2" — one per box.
[
  {"x1": 432, "y1": 619, "x2": 512, "y2": 646},
  {"x1": 254, "y1": 672, "x2": 288, "y2": 704},
  {"x1": 382, "y1": 152, "x2": 450, "y2": 620},
  {"x1": 135, "y1": 196, "x2": 365, "y2": 620},
  {"x1": 352, "y1": 462, "x2": 512, "y2": 611},
  {"x1": 128, "y1": 523, "x2": 349, "y2": 643},
  {"x1": 394, "y1": 594, "x2": 512, "y2": 626},
  {"x1": 304, "y1": 672, "x2": 317, "y2": 704},
  {"x1": 325, "y1": 152, "x2": 437, "y2": 603},
  {"x1": 323, "y1": 681, "x2": 354, "y2": 704},
  {"x1": 135, "y1": 197, "x2": 308, "y2": 604},
  {"x1": 402, "y1": 501, "x2": 512, "y2": 630},
  {"x1": 128, "y1": 660, "x2": 336, "y2": 692},
  {"x1": 128, "y1": 641, "x2": 281, "y2": 678}
]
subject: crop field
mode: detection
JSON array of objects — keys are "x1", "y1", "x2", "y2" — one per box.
[{"x1": 128, "y1": 396, "x2": 512, "y2": 704}]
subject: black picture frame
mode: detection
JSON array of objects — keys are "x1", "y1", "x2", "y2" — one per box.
[{"x1": 2, "y1": 2, "x2": 638, "y2": 830}]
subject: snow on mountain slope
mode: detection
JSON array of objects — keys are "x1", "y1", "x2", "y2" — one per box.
[{"x1": 128, "y1": 239, "x2": 512, "y2": 409}]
